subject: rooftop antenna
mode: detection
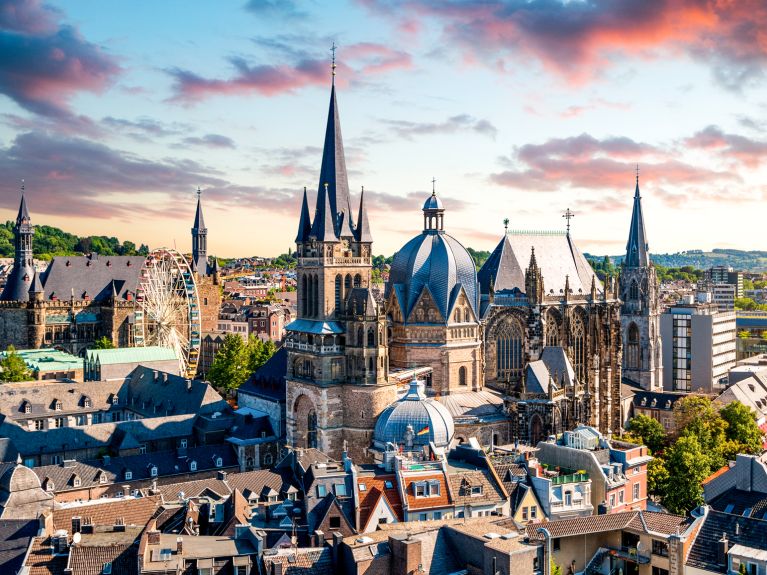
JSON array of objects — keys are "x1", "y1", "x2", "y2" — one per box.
[
  {"x1": 562, "y1": 208, "x2": 575, "y2": 235},
  {"x1": 331, "y1": 42, "x2": 337, "y2": 84}
]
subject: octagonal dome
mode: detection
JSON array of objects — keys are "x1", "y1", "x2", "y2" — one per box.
[{"x1": 373, "y1": 380, "x2": 455, "y2": 450}]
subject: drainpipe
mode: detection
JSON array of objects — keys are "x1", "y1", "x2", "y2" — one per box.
[{"x1": 538, "y1": 527, "x2": 552, "y2": 575}]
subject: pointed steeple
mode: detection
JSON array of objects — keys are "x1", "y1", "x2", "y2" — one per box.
[
  {"x1": 625, "y1": 171, "x2": 649, "y2": 268},
  {"x1": 191, "y1": 188, "x2": 208, "y2": 275},
  {"x1": 17, "y1": 193, "x2": 29, "y2": 224},
  {"x1": 313, "y1": 82, "x2": 354, "y2": 240},
  {"x1": 295, "y1": 187, "x2": 312, "y2": 243},
  {"x1": 1, "y1": 188, "x2": 35, "y2": 302},
  {"x1": 29, "y1": 270, "x2": 43, "y2": 300},
  {"x1": 355, "y1": 186, "x2": 373, "y2": 243}
]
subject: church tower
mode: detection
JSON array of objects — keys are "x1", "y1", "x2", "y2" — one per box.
[
  {"x1": 285, "y1": 62, "x2": 395, "y2": 462},
  {"x1": 190, "y1": 189, "x2": 221, "y2": 337},
  {"x1": 191, "y1": 188, "x2": 208, "y2": 276},
  {"x1": 620, "y1": 172, "x2": 662, "y2": 390},
  {"x1": 1, "y1": 187, "x2": 35, "y2": 302}
]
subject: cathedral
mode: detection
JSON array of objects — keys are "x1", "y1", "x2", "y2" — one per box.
[
  {"x1": 0, "y1": 190, "x2": 221, "y2": 358},
  {"x1": 285, "y1": 74, "x2": 630, "y2": 461}
]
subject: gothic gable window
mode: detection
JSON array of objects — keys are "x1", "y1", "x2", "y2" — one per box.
[
  {"x1": 629, "y1": 280, "x2": 639, "y2": 301},
  {"x1": 496, "y1": 319, "x2": 524, "y2": 383},
  {"x1": 546, "y1": 310, "x2": 561, "y2": 347},
  {"x1": 627, "y1": 323, "x2": 641, "y2": 370},
  {"x1": 335, "y1": 275, "x2": 342, "y2": 313},
  {"x1": 307, "y1": 410, "x2": 318, "y2": 449},
  {"x1": 571, "y1": 314, "x2": 586, "y2": 381},
  {"x1": 367, "y1": 328, "x2": 374, "y2": 347}
]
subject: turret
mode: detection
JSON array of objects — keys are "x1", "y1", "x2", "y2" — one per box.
[
  {"x1": 624, "y1": 172, "x2": 649, "y2": 268},
  {"x1": 1, "y1": 187, "x2": 35, "y2": 302},
  {"x1": 191, "y1": 188, "x2": 208, "y2": 275}
]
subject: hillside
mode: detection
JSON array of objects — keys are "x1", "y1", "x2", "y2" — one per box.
[
  {"x1": 0, "y1": 221, "x2": 149, "y2": 260},
  {"x1": 586, "y1": 249, "x2": 767, "y2": 274}
]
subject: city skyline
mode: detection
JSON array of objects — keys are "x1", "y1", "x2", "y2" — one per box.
[{"x1": 1, "y1": 0, "x2": 766, "y2": 257}]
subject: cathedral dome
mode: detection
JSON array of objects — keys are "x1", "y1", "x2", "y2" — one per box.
[
  {"x1": 386, "y1": 192, "x2": 478, "y2": 322},
  {"x1": 373, "y1": 380, "x2": 454, "y2": 450}
]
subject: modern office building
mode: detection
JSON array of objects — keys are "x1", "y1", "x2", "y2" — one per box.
[
  {"x1": 660, "y1": 298, "x2": 737, "y2": 394},
  {"x1": 706, "y1": 265, "x2": 744, "y2": 298}
]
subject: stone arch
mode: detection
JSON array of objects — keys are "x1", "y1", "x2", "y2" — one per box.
[
  {"x1": 367, "y1": 327, "x2": 375, "y2": 347},
  {"x1": 569, "y1": 308, "x2": 587, "y2": 382},
  {"x1": 293, "y1": 394, "x2": 318, "y2": 449},
  {"x1": 529, "y1": 413, "x2": 545, "y2": 446},
  {"x1": 629, "y1": 279, "x2": 639, "y2": 301},
  {"x1": 344, "y1": 274, "x2": 352, "y2": 297},
  {"x1": 357, "y1": 326, "x2": 364, "y2": 347}
]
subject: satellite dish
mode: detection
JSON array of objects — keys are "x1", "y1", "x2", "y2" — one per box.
[{"x1": 72, "y1": 532, "x2": 81, "y2": 545}]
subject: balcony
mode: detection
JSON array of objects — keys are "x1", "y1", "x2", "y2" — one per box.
[{"x1": 551, "y1": 472, "x2": 589, "y2": 485}]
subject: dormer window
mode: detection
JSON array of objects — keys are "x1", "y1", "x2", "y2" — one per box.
[
  {"x1": 215, "y1": 457, "x2": 222, "y2": 468},
  {"x1": 111, "y1": 395, "x2": 119, "y2": 405},
  {"x1": 54, "y1": 400, "x2": 62, "y2": 411},
  {"x1": 72, "y1": 474, "x2": 81, "y2": 488},
  {"x1": 44, "y1": 478, "x2": 54, "y2": 492},
  {"x1": 83, "y1": 397, "x2": 91, "y2": 408},
  {"x1": 23, "y1": 401, "x2": 31, "y2": 414},
  {"x1": 124, "y1": 470, "x2": 132, "y2": 480},
  {"x1": 98, "y1": 472, "x2": 107, "y2": 484},
  {"x1": 190, "y1": 460, "x2": 197, "y2": 471},
  {"x1": 149, "y1": 465, "x2": 158, "y2": 477}
]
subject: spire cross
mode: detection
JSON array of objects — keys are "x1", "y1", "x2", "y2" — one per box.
[
  {"x1": 562, "y1": 208, "x2": 575, "y2": 234},
  {"x1": 331, "y1": 42, "x2": 337, "y2": 81},
  {"x1": 196, "y1": 186, "x2": 201, "y2": 199},
  {"x1": 431, "y1": 177, "x2": 436, "y2": 195},
  {"x1": 503, "y1": 218, "x2": 509, "y2": 234},
  {"x1": 635, "y1": 164, "x2": 639, "y2": 185},
  {"x1": 20, "y1": 179, "x2": 24, "y2": 194}
]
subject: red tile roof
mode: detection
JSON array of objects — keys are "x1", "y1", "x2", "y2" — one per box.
[
  {"x1": 403, "y1": 474, "x2": 452, "y2": 510},
  {"x1": 358, "y1": 475, "x2": 403, "y2": 531},
  {"x1": 52, "y1": 496, "x2": 161, "y2": 531}
]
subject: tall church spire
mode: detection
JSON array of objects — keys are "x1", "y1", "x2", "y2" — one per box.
[
  {"x1": 310, "y1": 62, "x2": 354, "y2": 240},
  {"x1": 1, "y1": 185, "x2": 35, "y2": 301},
  {"x1": 192, "y1": 187, "x2": 208, "y2": 275},
  {"x1": 624, "y1": 170, "x2": 649, "y2": 268}
]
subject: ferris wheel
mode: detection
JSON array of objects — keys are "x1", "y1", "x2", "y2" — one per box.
[{"x1": 134, "y1": 248, "x2": 201, "y2": 378}]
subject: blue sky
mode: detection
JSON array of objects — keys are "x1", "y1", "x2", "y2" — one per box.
[{"x1": 1, "y1": 0, "x2": 766, "y2": 257}]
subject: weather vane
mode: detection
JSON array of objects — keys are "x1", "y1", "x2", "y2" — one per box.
[
  {"x1": 635, "y1": 164, "x2": 640, "y2": 185},
  {"x1": 196, "y1": 186, "x2": 201, "y2": 199},
  {"x1": 562, "y1": 208, "x2": 575, "y2": 234},
  {"x1": 20, "y1": 179, "x2": 25, "y2": 194},
  {"x1": 503, "y1": 218, "x2": 509, "y2": 233}
]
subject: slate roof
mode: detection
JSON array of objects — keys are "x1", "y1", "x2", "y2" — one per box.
[
  {"x1": 687, "y1": 510, "x2": 767, "y2": 572},
  {"x1": 526, "y1": 346, "x2": 577, "y2": 395},
  {"x1": 0, "y1": 519, "x2": 38, "y2": 574},
  {"x1": 263, "y1": 547, "x2": 334, "y2": 575},
  {"x1": 478, "y1": 231, "x2": 601, "y2": 300},
  {"x1": 709, "y1": 489, "x2": 767, "y2": 519},
  {"x1": 155, "y1": 468, "x2": 291, "y2": 503},
  {"x1": 41, "y1": 254, "x2": 145, "y2": 301},
  {"x1": 33, "y1": 445, "x2": 238, "y2": 493},
  {"x1": 238, "y1": 347, "x2": 287, "y2": 401},
  {"x1": 632, "y1": 390, "x2": 685, "y2": 412},
  {"x1": 0, "y1": 462, "x2": 53, "y2": 519}
]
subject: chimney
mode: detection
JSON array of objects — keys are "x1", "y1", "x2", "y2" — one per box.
[
  {"x1": 147, "y1": 530, "x2": 161, "y2": 545},
  {"x1": 272, "y1": 562, "x2": 283, "y2": 575},
  {"x1": 217, "y1": 470, "x2": 227, "y2": 481},
  {"x1": 389, "y1": 534, "x2": 422, "y2": 575},
  {"x1": 315, "y1": 530, "x2": 325, "y2": 547},
  {"x1": 718, "y1": 534, "x2": 729, "y2": 567},
  {"x1": 176, "y1": 536, "x2": 183, "y2": 555}
]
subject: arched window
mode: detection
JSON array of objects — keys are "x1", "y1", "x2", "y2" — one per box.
[
  {"x1": 368, "y1": 357, "x2": 374, "y2": 372},
  {"x1": 367, "y1": 328, "x2": 375, "y2": 347},
  {"x1": 629, "y1": 280, "x2": 639, "y2": 301},
  {"x1": 307, "y1": 410, "x2": 318, "y2": 449},
  {"x1": 627, "y1": 323, "x2": 641, "y2": 370},
  {"x1": 496, "y1": 319, "x2": 524, "y2": 382},
  {"x1": 354, "y1": 274, "x2": 361, "y2": 288},
  {"x1": 344, "y1": 274, "x2": 352, "y2": 296},
  {"x1": 301, "y1": 275, "x2": 307, "y2": 316},
  {"x1": 459, "y1": 366, "x2": 467, "y2": 386},
  {"x1": 335, "y1": 274, "x2": 342, "y2": 314},
  {"x1": 464, "y1": 308, "x2": 471, "y2": 323},
  {"x1": 546, "y1": 310, "x2": 560, "y2": 347},
  {"x1": 313, "y1": 275, "x2": 319, "y2": 317},
  {"x1": 357, "y1": 327, "x2": 364, "y2": 347},
  {"x1": 571, "y1": 314, "x2": 586, "y2": 381},
  {"x1": 454, "y1": 310, "x2": 460, "y2": 323}
]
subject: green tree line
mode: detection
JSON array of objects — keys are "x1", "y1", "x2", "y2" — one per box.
[
  {"x1": 207, "y1": 334, "x2": 277, "y2": 393},
  {"x1": 0, "y1": 221, "x2": 149, "y2": 260}
]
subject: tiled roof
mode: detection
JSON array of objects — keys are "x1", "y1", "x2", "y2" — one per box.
[
  {"x1": 526, "y1": 512, "x2": 636, "y2": 539},
  {"x1": 52, "y1": 495, "x2": 161, "y2": 531},
  {"x1": 0, "y1": 379, "x2": 123, "y2": 420},
  {"x1": 449, "y1": 469, "x2": 506, "y2": 507},
  {"x1": 263, "y1": 547, "x2": 333, "y2": 575},
  {"x1": 67, "y1": 543, "x2": 138, "y2": 575},
  {"x1": 403, "y1": 473, "x2": 452, "y2": 510},
  {"x1": 687, "y1": 510, "x2": 767, "y2": 572},
  {"x1": 155, "y1": 468, "x2": 291, "y2": 503},
  {"x1": 357, "y1": 474, "x2": 403, "y2": 530},
  {"x1": 24, "y1": 537, "x2": 68, "y2": 575},
  {"x1": 0, "y1": 519, "x2": 38, "y2": 574},
  {"x1": 627, "y1": 511, "x2": 689, "y2": 535}
]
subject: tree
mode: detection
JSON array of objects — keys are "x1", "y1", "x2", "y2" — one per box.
[
  {"x1": 738, "y1": 330, "x2": 752, "y2": 339},
  {"x1": 647, "y1": 457, "x2": 669, "y2": 497},
  {"x1": 673, "y1": 395, "x2": 727, "y2": 469},
  {"x1": 720, "y1": 401, "x2": 764, "y2": 455},
  {"x1": 626, "y1": 414, "x2": 667, "y2": 454},
  {"x1": 551, "y1": 560, "x2": 563, "y2": 575},
  {"x1": 93, "y1": 336, "x2": 114, "y2": 349},
  {"x1": 0, "y1": 345, "x2": 32, "y2": 382},
  {"x1": 246, "y1": 337, "x2": 277, "y2": 373},
  {"x1": 207, "y1": 334, "x2": 250, "y2": 392},
  {"x1": 662, "y1": 435, "x2": 710, "y2": 514}
]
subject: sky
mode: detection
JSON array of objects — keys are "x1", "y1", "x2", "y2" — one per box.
[{"x1": 1, "y1": 0, "x2": 767, "y2": 258}]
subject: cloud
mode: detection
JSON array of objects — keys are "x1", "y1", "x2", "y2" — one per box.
[
  {"x1": 243, "y1": 0, "x2": 305, "y2": 19},
  {"x1": 0, "y1": 131, "x2": 300, "y2": 221},
  {"x1": 358, "y1": 0, "x2": 767, "y2": 88},
  {"x1": 0, "y1": 0, "x2": 120, "y2": 119},
  {"x1": 102, "y1": 116, "x2": 192, "y2": 141},
  {"x1": 181, "y1": 134, "x2": 237, "y2": 149},
  {"x1": 366, "y1": 189, "x2": 470, "y2": 213},
  {"x1": 383, "y1": 114, "x2": 497, "y2": 140},
  {"x1": 685, "y1": 125, "x2": 767, "y2": 168},
  {"x1": 490, "y1": 132, "x2": 738, "y2": 203},
  {"x1": 167, "y1": 42, "x2": 412, "y2": 104}
]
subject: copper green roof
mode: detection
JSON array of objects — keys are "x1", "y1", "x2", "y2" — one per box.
[
  {"x1": 1, "y1": 349, "x2": 82, "y2": 373},
  {"x1": 86, "y1": 346, "x2": 178, "y2": 365}
]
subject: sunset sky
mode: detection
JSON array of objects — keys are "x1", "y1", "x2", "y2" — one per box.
[{"x1": 1, "y1": 0, "x2": 766, "y2": 258}]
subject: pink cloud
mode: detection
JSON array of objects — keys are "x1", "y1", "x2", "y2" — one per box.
[{"x1": 685, "y1": 125, "x2": 767, "y2": 168}]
